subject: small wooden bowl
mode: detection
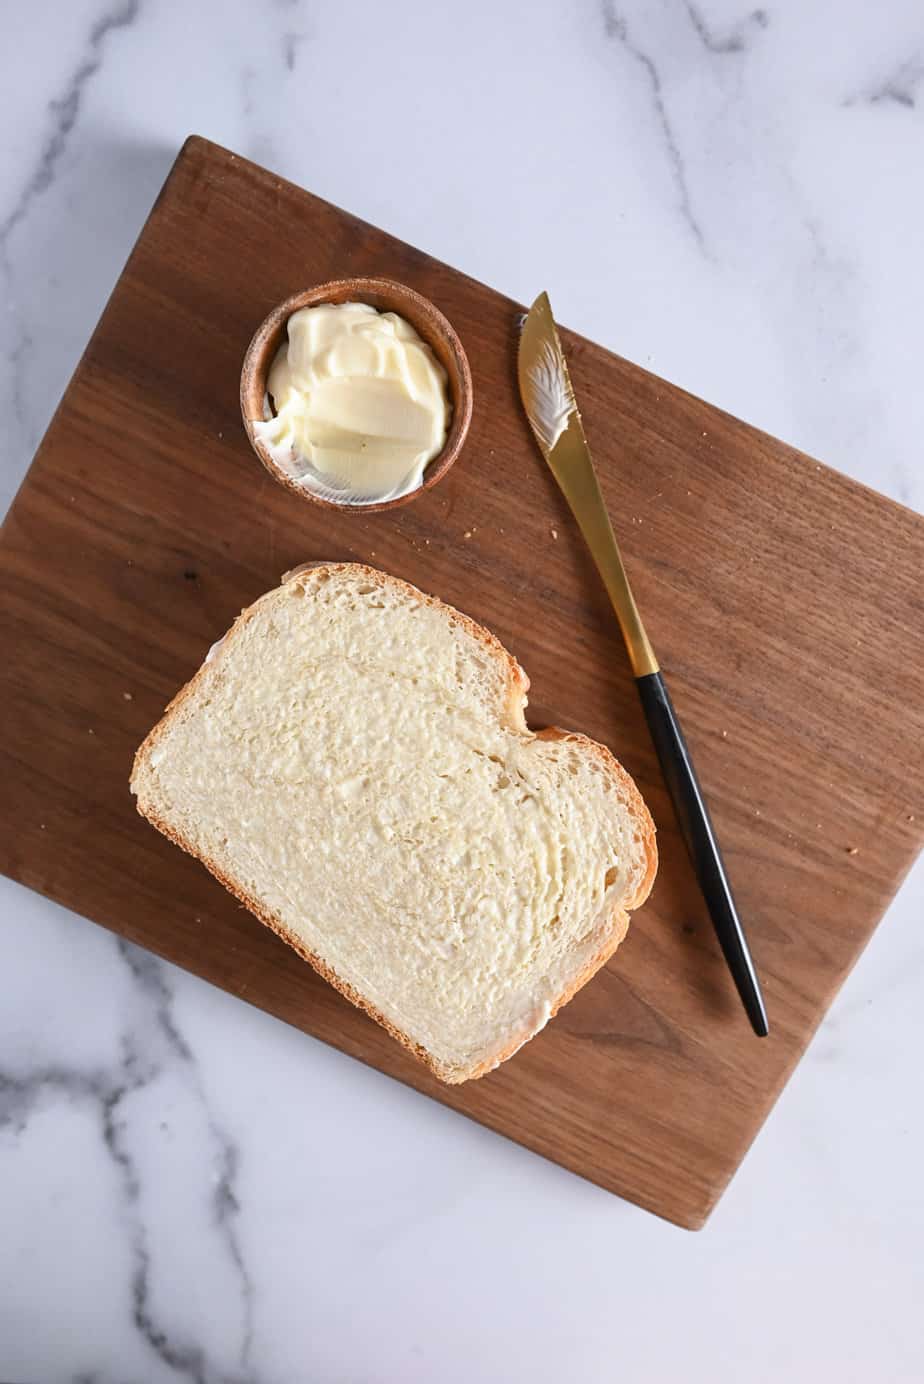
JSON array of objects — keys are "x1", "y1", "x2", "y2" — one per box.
[{"x1": 240, "y1": 278, "x2": 473, "y2": 513}]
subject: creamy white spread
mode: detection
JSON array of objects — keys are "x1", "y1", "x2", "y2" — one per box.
[
  {"x1": 523, "y1": 337, "x2": 575, "y2": 454},
  {"x1": 254, "y1": 302, "x2": 450, "y2": 505}
]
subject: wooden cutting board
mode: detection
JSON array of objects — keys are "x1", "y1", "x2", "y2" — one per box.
[{"x1": 2, "y1": 137, "x2": 921, "y2": 1229}]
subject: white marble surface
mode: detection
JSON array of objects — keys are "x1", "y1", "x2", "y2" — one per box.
[{"x1": 1, "y1": 1, "x2": 922, "y2": 1379}]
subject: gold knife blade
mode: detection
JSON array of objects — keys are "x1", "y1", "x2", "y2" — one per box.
[{"x1": 517, "y1": 291, "x2": 658, "y2": 678}]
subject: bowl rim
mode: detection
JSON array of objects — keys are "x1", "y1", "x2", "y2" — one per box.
[{"x1": 239, "y1": 276, "x2": 473, "y2": 514}]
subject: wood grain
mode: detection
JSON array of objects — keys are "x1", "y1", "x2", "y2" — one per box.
[{"x1": 1, "y1": 136, "x2": 921, "y2": 1229}]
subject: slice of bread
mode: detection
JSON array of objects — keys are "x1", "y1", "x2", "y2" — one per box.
[{"x1": 131, "y1": 563, "x2": 656, "y2": 1082}]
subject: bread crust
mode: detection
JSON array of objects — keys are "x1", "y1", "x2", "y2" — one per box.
[{"x1": 131, "y1": 562, "x2": 657, "y2": 1083}]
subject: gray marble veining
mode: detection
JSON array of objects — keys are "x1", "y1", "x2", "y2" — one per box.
[
  {"x1": 2, "y1": 934, "x2": 257, "y2": 1383},
  {"x1": 601, "y1": 2, "x2": 707, "y2": 249},
  {"x1": 683, "y1": 3, "x2": 768, "y2": 56},
  {"x1": 0, "y1": 4, "x2": 139, "y2": 430},
  {"x1": 0, "y1": 2, "x2": 922, "y2": 1380}
]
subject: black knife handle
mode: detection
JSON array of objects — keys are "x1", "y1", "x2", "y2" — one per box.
[{"x1": 635, "y1": 671, "x2": 769, "y2": 1037}]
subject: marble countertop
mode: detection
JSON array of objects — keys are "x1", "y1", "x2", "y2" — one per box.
[{"x1": 2, "y1": 2, "x2": 922, "y2": 1380}]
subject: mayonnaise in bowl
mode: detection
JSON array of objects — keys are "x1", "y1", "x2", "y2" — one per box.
[{"x1": 253, "y1": 302, "x2": 451, "y2": 506}]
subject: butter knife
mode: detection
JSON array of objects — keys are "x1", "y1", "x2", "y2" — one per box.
[{"x1": 518, "y1": 291, "x2": 769, "y2": 1037}]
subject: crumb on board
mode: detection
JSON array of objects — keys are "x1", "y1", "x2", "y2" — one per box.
[
  {"x1": 907, "y1": 814, "x2": 916, "y2": 822},
  {"x1": 464, "y1": 531, "x2": 472, "y2": 540},
  {"x1": 550, "y1": 527, "x2": 558, "y2": 540},
  {"x1": 721, "y1": 730, "x2": 728, "y2": 738},
  {"x1": 88, "y1": 728, "x2": 95, "y2": 735},
  {"x1": 847, "y1": 846, "x2": 859, "y2": 855},
  {"x1": 123, "y1": 692, "x2": 133, "y2": 701}
]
